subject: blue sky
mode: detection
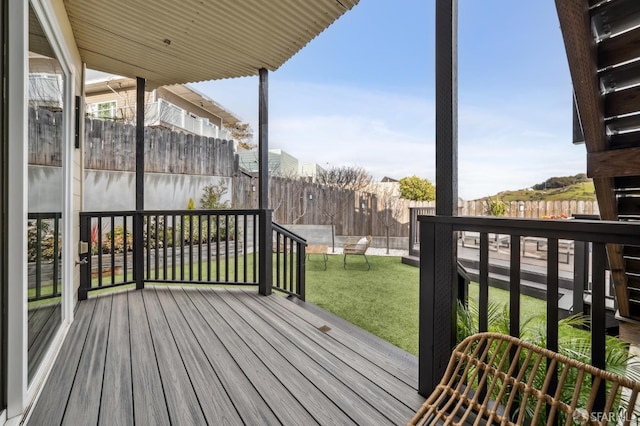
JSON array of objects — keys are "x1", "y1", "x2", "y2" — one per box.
[{"x1": 192, "y1": 0, "x2": 586, "y2": 200}]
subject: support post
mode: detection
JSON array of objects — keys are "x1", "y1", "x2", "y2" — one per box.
[
  {"x1": 258, "y1": 68, "x2": 272, "y2": 295},
  {"x1": 258, "y1": 209, "x2": 273, "y2": 296},
  {"x1": 134, "y1": 77, "x2": 145, "y2": 290},
  {"x1": 419, "y1": 0, "x2": 458, "y2": 397}
]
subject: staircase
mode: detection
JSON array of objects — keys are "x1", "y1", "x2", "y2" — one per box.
[{"x1": 557, "y1": 0, "x2": 640, "y2": 319}]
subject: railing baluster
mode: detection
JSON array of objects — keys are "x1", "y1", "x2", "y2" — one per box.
[
  {"x1": 79, "y1": 215, "x2": 90, "y2": 300},
  {"x1": 509, "y1": 236, "x2": 521, "y2": 339},
  {"x1": 123, "y1": 215, "x2": 128, "y2": 281},
  {"x1": 225, "y1": 214, "x2": 229, "y2": 282},
  {"x1": 253, "y1": 213, "x2": 257, "y2": 283},
  {"x1": 52, "y1": 215, "x2": 60, "y2": 297},
  {"x1": 180, "y1": 214, "x2": 185, "y2": 281},
  {"x1": 207, "y1": 214, "x2": 212, "y2": 282},
  {"x1": 163, "y1": 214, "x2": 168, "y2": 280},
  {"x1": 110, "y1": 215, "x2": 115, "y2": 284},
  {"x1": 289, "y1": 238, "x2": 294, "y2": 293},
  {"x1": 276, "y1": 232, "x2": 281, "y2": 288},
  {"x1": 573, "y1": 241, "x2": 587, "y2": 316},
  {"x1": 189, "y1": 214, "x2": 194, "y2": 281},
  {"x1": 216, "y1": 214, "x2": 220, "y2": 282},
  {"x1": 155, "y1": 214, "x2": 160, "y2": 281},
  {"x1": 591, "y1": 242, "x2": 607, "y2": 413},
  {"x1": 243, "y1": 215, "x2": 248, "y2": 283},
  {"x1": 547, "y1": 237, "x2": 559, "y2": 421},
  {"x1": 35, "y1": 217, "x2": 42, "y2": 299},
  {"x1": 479, "y1": 232, "x2": 489, "y2": 333},
  {"x1": 145, "y1": 215, "x2": 151, "y2": 280},
  {"x1": 172, "y1": 214, "x2": 177, "y2": 281},
  {"x1": 198, "y1": 213, "x2": 202, "y2": 281},
  {"x1": 234, "y1": 214, "x2": 238, "y2": 283},
  {"x1": 97, "y1": 217, "x2": 103, "y2": 288}
]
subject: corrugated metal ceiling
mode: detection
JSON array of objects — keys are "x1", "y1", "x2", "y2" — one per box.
[{"x1": 63, "y1": 0, "x2": 359, "y2": 86}]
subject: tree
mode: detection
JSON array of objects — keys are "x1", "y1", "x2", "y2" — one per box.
[
  {"x1": 399, "y1": 176, "x2": 435, "y2": 201},
  {"x1": 224, "y1": 121, "x2": 255, "y2": 150},
  {"x1": 200, "y1": 181, "x2": 229, "y2": 209},
  {"x1": 316, "y1": 165, "x2": 373, "y2": 192},
  {"x1": 375, "y1": 190, "x2": 403, "y2": 254},
  {"x1": 484, "y1": 196, "x2": 507, "y2": 217}
]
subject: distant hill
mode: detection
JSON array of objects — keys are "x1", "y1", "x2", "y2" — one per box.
[{"x1": 479, "y1": 174, "x2": 596, "y2": 202}]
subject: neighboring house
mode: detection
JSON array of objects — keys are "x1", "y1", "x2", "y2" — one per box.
[
  {"x1": 299, "y1": 162, "x2": 327, "y2": 182},
  {"x1": 372, "y1": 176, "x2": 401, "y2": 197},
  {"x1": 28, "y1": 54, "x2": 64, "y2": 110},
  {"x1": 238, "y1": 149, "x2": 300, "y2": 177},
  {"x1": 85, "y1": 76, "x2": 241, "y2": 140}
]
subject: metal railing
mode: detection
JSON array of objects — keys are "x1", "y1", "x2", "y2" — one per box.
[
  {"x1": 418, "y1": 215, "x2": 640, "y2": 412},
  {"x1": 273, "y1": 223, "x2": 306, "y2": 300},
  {"x1": 78, "y1": 209, "x2": 306, "y2": 300},
  {"x1": 28, "y1": 212, "x2": 62, "y2": 302}
]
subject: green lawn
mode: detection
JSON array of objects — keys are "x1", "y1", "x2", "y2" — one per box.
[
  {"x1": 306, "y1": 255, "x2": 421, "y2": 354},
  {"x1": 305, "y1": 255, "x2": 550, "y2": 356}
]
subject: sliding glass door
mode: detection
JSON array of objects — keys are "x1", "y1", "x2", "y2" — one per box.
[{"x1": 27, "y1": 3, "x2": 65, "y2": 383}]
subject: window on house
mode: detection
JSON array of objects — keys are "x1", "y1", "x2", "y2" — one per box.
[{"x1": 89, "y1": 101, "x2": 117, "y2": 119}]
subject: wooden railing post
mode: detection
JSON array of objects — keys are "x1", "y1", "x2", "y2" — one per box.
[
  {"x1": 419, "y1": 220, "x2": 457, "y2": 396},
  {"x1": 258, "y1": 209, "x2": 272, "y2": 296},
  {"x1": 298, "y1": 241, "x2": 306, "y2": 301},
  {"x1": 133, "y1": 211, "x2": 144, "y2": 291}
]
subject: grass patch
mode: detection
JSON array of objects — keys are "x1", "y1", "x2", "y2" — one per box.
[
  {"x1": 306, "y1": 257, "x2": 600, "y2": 356},
  {"x1": 491, "y1": 181, "x2": 595, "y2": 202},
  {"x1": 306, "y1": 255, "x2": 420, "y2": 354}
]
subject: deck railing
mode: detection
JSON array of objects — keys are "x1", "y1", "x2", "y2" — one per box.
[
  {"x1": 78, "y1": 209, "x2": 305, "y2": 300},
  {"x1": 418, "y1": 215, "x2": 640, "y2": 413},
  {"x1": 272, "y1": 222, "x2": 306, "y2": 300},
  {"x1": 28, "y1": 212, "x2": 62, "y2": 302}
]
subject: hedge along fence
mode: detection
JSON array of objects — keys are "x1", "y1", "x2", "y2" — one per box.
[{"x1": 459, "y1": 199, "x2": 600, "y2": 218}]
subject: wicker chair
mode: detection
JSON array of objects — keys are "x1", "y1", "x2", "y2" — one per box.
[
  {"x1": 409, "y1": 332, "x2": 640, "y2": 425},
  {"x1": 342, "y1": 235, "x2": 372, "y2": 270}
]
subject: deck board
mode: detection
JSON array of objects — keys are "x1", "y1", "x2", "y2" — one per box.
[
  {"x1": 261, "y1": 290, "x2": 425, "y2": 409},
  {"x1": 98, "y1": 292, "x2": 133, "y2": 426},
  {"x1": 29, "y1": 298, "x2": 96, "y2": 426},
  {"x1": 267, "y1": 292, "x2": 417, "y2": 387},
  {"x1": 142, "y1": 289, "x2": 207, "y2": 425},
  {"x1": 216, "y1": 289, "x2": 396, "y2": 425},
  {"x1": 171, "y1": 289, "x2": 281, "y2": 425},
  {"x1": 202, "y1": 289, "x2": 358, "y2": 425},
  {"x1": 186, "y1": 288, "x2": 318, "y2": 425},
  {"x1": 154, "y1": 288, "x2": 243, "y2": 425},
  {"x1": 127, "y1": 290, "x2": 170, "y2": 426},
  {"x1": 62, "y1": 295, "x2": 112, "y2": 426},
  {"x1": 228, "y1": 289, "x2": 418, "y2": 421},
  {"x1": 29, "y1": 287, "x2": 424, "y2": 425}
]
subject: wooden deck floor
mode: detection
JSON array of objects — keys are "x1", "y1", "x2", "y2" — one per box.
[{"x1": 28, "y1": 287, "x2": 424, "y2": 425}]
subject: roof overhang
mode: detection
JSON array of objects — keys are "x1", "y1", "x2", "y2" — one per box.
[{"x1": 62, "y1": 0, "x2": 359, "y2": 87}]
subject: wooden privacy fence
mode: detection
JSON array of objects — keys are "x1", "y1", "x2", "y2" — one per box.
[
  {"x1": 459, "y1": 199, "x2": 600, "y2": 218},
  {"x1": 84, "y1": 119, "x2": 236, "y2": 175},
  {"x1": 234, "y1": 175, "x2": 435, "y2": 238},
  {"x1": 28, "y1": 110, "x2": 237, "y2": 177}
]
